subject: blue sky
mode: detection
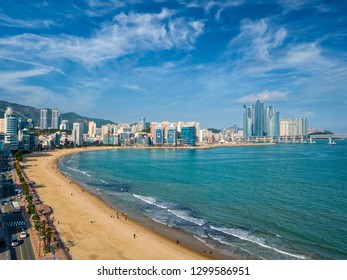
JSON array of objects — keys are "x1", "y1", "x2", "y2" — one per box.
[{"x1": 0, "y1": 0, "x2": 346, "y2": 132}]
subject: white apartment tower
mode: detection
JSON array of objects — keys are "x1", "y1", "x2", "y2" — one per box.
[
  {"x1": 72, "y1": 122, "x2": 84, "y2": 146},
  {"x1": 280, "y1": 118, "x2": 308, "y2": 137},
  {"x1": 88, "y1": 121, "x2": 97, "y2": 137}
]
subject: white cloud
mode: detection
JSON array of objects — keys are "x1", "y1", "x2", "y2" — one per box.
[
  {"x1": 180, "y1": 0, "x2": 245, "y2": 20},
  {"x1": 0, "y1": 68, "x2": 57, "y2": 106},
  {"x1": 284, "y1": 43, "x2": 327, "y2": 66},
  {"x1": 277, "y1": 0, "x2": 311, "y2": 12},
  {"x1": 237, "y1": 90, "x2": 288, "y2": 103},
  {"x1": 0, "y1": 13, "x2": 56, "y2": 29},
  {"x1": 0, "y1": 55, "x2": 64, "y2": 75},
  {"x1": 83, "y1": 0, "x2": 127, "y2": 17},
  {"x1": 0, "y1": 9, "x2": 204, "y2": 66},
  {"x1": 229, "y1": 18, "x2": 287, "y2": 61}
]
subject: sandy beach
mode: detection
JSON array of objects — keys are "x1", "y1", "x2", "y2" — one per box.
[{"x1": 21, "y1": 147, "x2": 209, "y2": 260}]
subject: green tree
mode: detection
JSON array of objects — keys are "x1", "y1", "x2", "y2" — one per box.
[
  {"x1": 32, "y1": 213, "x2": 41, "y2": 231},
  {"x1": 27, "y1": 203, "x2": 36, "y2": 214},
  {"x1": 25, "y1": 195, "x2": 33, "y2": 204},
  {"x1": 14, "y1": 151, "x2": 23, "y2": 161}
]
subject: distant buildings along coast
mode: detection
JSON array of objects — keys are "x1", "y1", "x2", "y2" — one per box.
[{"x1": 0, "y1": 100, "x2": 340, "y2": 152}]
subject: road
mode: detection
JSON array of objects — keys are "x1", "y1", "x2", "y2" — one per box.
[
  {"x1": 7, "y1": 213, "x2": 36, "y2": 260},
  {"x1": 1, "y1": 156, "x2": 36, "y2": 260}
]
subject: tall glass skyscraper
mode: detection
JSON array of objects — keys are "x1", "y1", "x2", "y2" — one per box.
[
  {"x1": 243, "y1": 100, "x2": 279, "y2": 138},
  {"x1": 4, "y1": 107, "x2": 18, "y2": 150}
]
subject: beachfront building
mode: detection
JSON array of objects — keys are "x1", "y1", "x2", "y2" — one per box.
[
  {"x1": 51, "y1": 109, "x2": 61, "y2": 129},
  {"x1": 150, "y1": 122, "x2": 157, "y2": 140},
  {"x1": 103, "y1": 134, "x2": 115, "y2": 145},
  {"x1": 280, "y1": 118, "x2": 308, "y2": 137},
  {"x1": 155, "y1": 126, "x2": 164, "y2": 145},
  {"x1": 40, "y1": 108, "x2": 48, "y2": 130},
  {"x1": 181, "y1": 126, "x2": 196, "y2": 146},
  {"x1": 88, "y1": 121, "x2": 97, "y2": 137},
  {"x1": 72, "y1": 122, "x2": 84, "y2": 146},
  {"x1": 4, "y1": 107, "x2": 18, "y2": 151},
  {"x1": 135, "y1": 132, "x2": 151, "y2": 146},
  {"x1": 243, "y1": 100, "x2": 279, "y2": 139},
  {"x1": 102, "y1": 124, "x2": 118, "y2": 136},
  {"x1": 177, "y1": 121, "x2": 200, "y2": 144},
  {"x1": 167, "y1": 126, "x2": 177, "y2": 146}
]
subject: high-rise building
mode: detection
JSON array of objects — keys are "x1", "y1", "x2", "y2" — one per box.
[
  {"x1": 40, "y1": 108, "x2": 48, "y2": 130},
  {"x1": 4, "y1": 107, "x2": 18, "y2": 150},
  {"x1": 243, "y1": 100, "x2": 279, "y2": 138},
  {"x1": 139, "y1": 117, "x2": 146, "y2": 131},
  {"x1": 150, "y1": 122, "x2": 158, "y2": 140},
  {"x1": 0, "y1": 118, "x2": 5, "y2": 133},
  {"x1": 102, "y1": 124, "x2": 117, "y2": 136},
  {"x1": 155, "y1": 126, "x2": 164, "y2": 145},
  {"x1": 51, "y1": 109, "x2": 61, "y2": 129},
  {"x1": 88, "y1": 121, "x2": 97, "y2": 137},
  {"x1": 280, "y1": 118, "x2": 308, "y2": 137},
  {"x1": 167, "y1": 126, "x2": 177, "y2": 146},
  {"x1": 267, "y1": 106, "x2": 279, "y2": 137},
  {"x1": 181, "y1": 126, "x2": 196, "y2": 146},
  {"x1": 72, "y1": 122, "x2": 84, "y2": 146}
]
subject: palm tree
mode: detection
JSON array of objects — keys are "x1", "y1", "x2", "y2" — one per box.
[
  {"x1": 44, "y1": 226, "x2": 53, "y2": 252},
  {"x1": 27, "y1": 203, "x2": 36, "y2": 214},
  {"x1": 25, "y1": 195, "x2": 33, "y2": 204},
  {"x1": 32, "y1": 213, "x2": 41, "y2": 231}
]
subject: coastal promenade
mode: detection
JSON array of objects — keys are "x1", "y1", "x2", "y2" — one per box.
[
  {"x1": 21, "y1": 147, "x2": 209, "y2": 260},
  {"x1": 12, "y1": 162, "x2": 71, "y2": 260}
]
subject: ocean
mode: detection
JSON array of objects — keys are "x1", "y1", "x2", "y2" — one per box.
[{"x1": 57, "y1": 140, "x2": 347, "y2": 260}]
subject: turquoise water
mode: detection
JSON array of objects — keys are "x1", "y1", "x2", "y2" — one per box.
[{"x1": 57, "y1": 140, "x2": 347, "y2": 260}]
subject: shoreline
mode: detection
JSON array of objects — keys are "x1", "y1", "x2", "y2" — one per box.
[{"x1": 22, "y1": 146, "x2": 229, "y2": 260}]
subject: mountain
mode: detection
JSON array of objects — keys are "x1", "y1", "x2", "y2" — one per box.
[{"x1": 0, "y1": 100, "x2": 115, "y2": 129}]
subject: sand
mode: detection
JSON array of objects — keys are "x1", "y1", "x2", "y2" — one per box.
[{"x1": 21, "y1": 147, "x2": 209, "y2": 260}]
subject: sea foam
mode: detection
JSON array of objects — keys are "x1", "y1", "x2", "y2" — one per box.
[
  {"x1": 210, "y1": 226, "x2": 306, "y2": 259},
  {"x1": 168, "y1": 209, "x2": 205, "y2": 226},
  {"x1": 133, "y1": 194, "x2": 168, "y2": 209}
]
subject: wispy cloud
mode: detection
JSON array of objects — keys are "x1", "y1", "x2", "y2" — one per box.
[
  {"x1": 228, "y1": 18, "x2": 287, "y2": 61},
  {"x1": 0, "y1": 9, "x2": 204, "y2": 66},
  {"x1": 0, "y1": 55, "x2": 65, "y2": 75},
  {"x1": 0, "y1": 13, "x2": 56, "y2": 29},
  {"x1": 277, "y1": 0, "x2": 311, "y2": 12},
  {"x1": 237, "y1": 90, "x2": 288, "y2": 103},
  {"x1": 82, "y1": 0, "x2": 127, "y2": 17},
  {"x1": 180, "y1": 0, "x2": 245, "y2": 20}
]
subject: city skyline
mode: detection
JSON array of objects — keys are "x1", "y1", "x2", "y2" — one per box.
[{"x1": 0, "y1": 1, "x2": 346, "y2": 132}]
